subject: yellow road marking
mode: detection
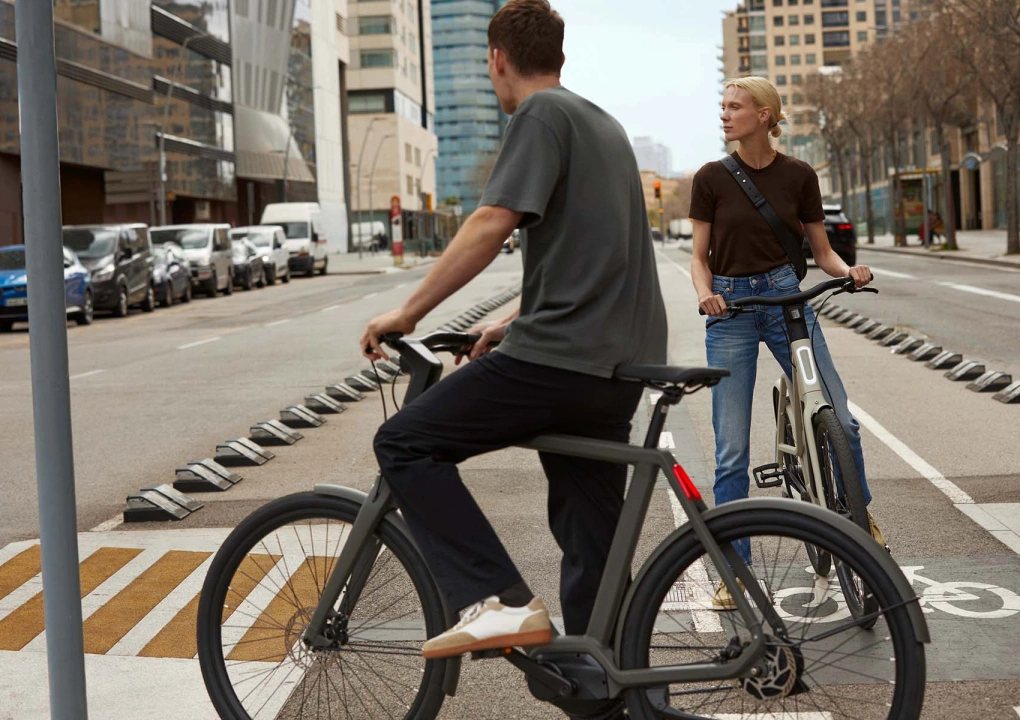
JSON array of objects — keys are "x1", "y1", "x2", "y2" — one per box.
[{"x1": 0, "y1": 546, "x2": 41, "y2": 602}]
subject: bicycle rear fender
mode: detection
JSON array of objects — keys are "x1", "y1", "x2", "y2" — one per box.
[
  {"x1": 613, "y1": 497, "x2": 930, "y2": 655},
  {"x1": 313, "y1": 483, "x2": 463, "y2": 697}
]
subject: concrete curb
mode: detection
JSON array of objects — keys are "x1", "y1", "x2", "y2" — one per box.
[{"x1": 856, "y1": 244, "x2": 1020, "y2": 270}]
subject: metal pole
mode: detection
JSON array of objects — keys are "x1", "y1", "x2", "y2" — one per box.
[
  {"x1": 15, "y1": 1, "x2": 89, "y2": 717},
  {"x1": 281, "y1": 132, "x2": 292, "y2": 202},
  {"x1": 158, "y1": 33, "x2": 205, "y2": 226},
  {"x1": 417, "y1": 147, "x2": 436, "y2": 257},
  {"x1": 354, "y1": 116, "x2": 383, "y2": 259},
  {"x1": 368, "y1": 134, "x2": 394, "y2": 255}
]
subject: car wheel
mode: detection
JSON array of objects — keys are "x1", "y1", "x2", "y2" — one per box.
[
  {"x1": 257, "y1": 268, "x2": 266, "y2": 289},
  {"x1": 282, "y1": 267, "x2": 290, "y2": 283},
  {"x1": 113, "y1": 284, "x2": 129, "y2": 317},
  {"x1": 206, "y1": 272, "x2": 218, "y2": 298},
  {"x1": 1, "y1": 320, "x2": 14, "y2": 332},
  {"x1": 266, "y1": 266, "x2": 276, "y2": 286},
  {"x1": 243, "y1": 269, "x2": 252, "y2": 291},
  {"x1": 318, "y1": 256, "x2": 328, "y2": 276},
  {"x1": 224, "y1": 271, "x2": 233, "y2": 295},
  {"x1": 75, "y1": 289, "x2": 94, "y2": 326},
  {"x1": 141, "y1": 283, "x2": 156, "y2": 313},
  {"x1": 181, "y1": 281, "x2": 192, "y2": 303},
  {"x1": 161, "y1": 280, "x2": 174, "y2": 308}
]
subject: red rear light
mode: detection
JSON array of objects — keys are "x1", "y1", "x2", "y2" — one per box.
[
  {"x1": 836, "y1": 224, "x2": 853, "y2": 231},
  {"x1": 672, "y1": 464, "x2": 702, "y2": 502}
]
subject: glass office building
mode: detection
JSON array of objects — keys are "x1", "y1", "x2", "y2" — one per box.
[{"x1": 431, "y1": 0, "x2": 505, "y2": 213}]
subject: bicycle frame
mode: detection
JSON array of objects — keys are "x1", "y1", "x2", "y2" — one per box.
[{"x1": 772, "y1": 301, "x2": 833, "y2": 506}]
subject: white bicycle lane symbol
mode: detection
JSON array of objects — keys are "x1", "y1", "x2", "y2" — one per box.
[{"x1": 773, "y1": 566, "x2": 1020, "y2": 624}]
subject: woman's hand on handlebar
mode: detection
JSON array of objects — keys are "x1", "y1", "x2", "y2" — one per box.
[
  {"x1": 698, "y1": 293, "x2": 728, "y2": 317},
  {"x1": 361, "y1": 308, "x2": 415, "y2": 361},
  {"x1": 847, "y1": 265, "x2": 872, "y2": 289},
  {"x1": 454, "y1": 320, "x2": 505, "y2": 365}
]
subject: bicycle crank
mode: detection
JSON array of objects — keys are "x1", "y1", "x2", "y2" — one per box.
[{"x1": 738, "y1": 636, "x2": 808, "y2": 700}]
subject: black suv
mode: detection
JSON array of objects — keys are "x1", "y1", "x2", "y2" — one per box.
[
  {"x1": 62, "y1": 224, "x2": 156, "y2": 317},
  {"x1": 803, "y1": 204, "x2": 856, "y2": 267}
]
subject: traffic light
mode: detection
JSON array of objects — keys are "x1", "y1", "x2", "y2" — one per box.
[{"x1": 653, "y1": 181, "x2": 661, "y2": 200}]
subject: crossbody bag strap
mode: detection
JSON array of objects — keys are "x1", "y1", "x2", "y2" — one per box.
[{"x1": 720, "y1": 155, "x2": 807, "y2": 280}]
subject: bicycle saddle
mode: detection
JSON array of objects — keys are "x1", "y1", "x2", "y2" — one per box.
[{"x1": 613, "y1": 365, "x2": 730, "y2": 388}]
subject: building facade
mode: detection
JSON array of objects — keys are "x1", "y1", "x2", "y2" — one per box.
[
  {"x1": 431, "y1": 0, "x2": 505, "y2": 214},
  {"x1": 346, "y1": 0, "x2": 437, "y2": 243},
  {"x1": 632, "y1": 136, "x2": 674, "y2": 179}
]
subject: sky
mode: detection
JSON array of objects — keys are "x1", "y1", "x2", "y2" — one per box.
[{"x1": 549, "y1": 0, "x2": 736, "y2": 175}]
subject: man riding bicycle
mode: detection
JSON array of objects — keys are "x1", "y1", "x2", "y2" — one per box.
[{"x1": 362, "y1": 0, "x2": 667, "y2": 664}]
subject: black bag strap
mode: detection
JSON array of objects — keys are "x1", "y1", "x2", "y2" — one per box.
[{"x1": 720, "y1": 155, "x2": 807, "y2": 280}]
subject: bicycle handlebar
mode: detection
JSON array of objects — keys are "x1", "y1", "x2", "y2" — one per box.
[
  {"x1": 698, "y1": 275, "x2": 877, "y2": 316},
  {"x1": 380, "y1": 331, "x2": 483, "y2": 354}
]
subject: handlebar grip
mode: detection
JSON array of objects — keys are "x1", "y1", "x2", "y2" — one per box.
[{"x1": 699, "y1": 308, "x2": 706, "y2": 316}]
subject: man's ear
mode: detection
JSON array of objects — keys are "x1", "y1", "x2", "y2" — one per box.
[{"x1": 492, "y1": 47, "x2": 506, "y2": 76}]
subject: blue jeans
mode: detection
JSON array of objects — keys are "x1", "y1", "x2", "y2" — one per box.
[{"x1": 705, "y1": 264, "x2": 871, "y2": 565}]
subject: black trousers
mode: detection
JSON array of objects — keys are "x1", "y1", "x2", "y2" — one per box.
[{"x1": 373, "y1": 352, "x2": 643, "y2": 635}]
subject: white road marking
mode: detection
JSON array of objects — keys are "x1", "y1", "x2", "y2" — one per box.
[
  {"x1": 395, "y1": 283, "x2": 408, "y2": 289},
  {"x1": 363, "y1": 292, "x2": 379, "y2": 299},
  {"x1": 1013, "y1": 706, "x2": 1020, "y2": 718},
  {"x1": 320, "y1": 304, "x2": 341, "y2": 313},
  {"x1": 848, "y1": 401, "x2": 972, "y2": 504},
  {"x1": 937, "y1": 281, "x2": 1020, "y2": 305},
  {"x1": 89, "y1": 514, "x2": 124, "y2": 533},
  {"x1": 69, "y1": 369, "x2": 105, "y2": 381},
  {"x1": 658, "y1": 431, "x2": 675, "y2": 449},
  {"x1": 869, "y1": 267, "x2": 917, "y2": 280},
  {"x1": 177, "y1": 336, "x2": 221, "y2": 350},
  {"x1": 656, "y1": 248, "x2": 692, "y2": 279},
  {"x1": 263, "y1": 319, "x2": 291, "y2": 327},
  {"x1": 664, "y1": 491, "x2": 723, "y2": 634}
]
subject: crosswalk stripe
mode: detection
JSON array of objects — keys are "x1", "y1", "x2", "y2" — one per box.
[
  {"x1": 0, "y1": 547, "x2": 142, "y2": 651},
  {"x1": 82, "y1": 550, "x2": 210, "y2": 655},
  {"x1": 0, "y1": 546, "x2": 40, "y2": 602}
]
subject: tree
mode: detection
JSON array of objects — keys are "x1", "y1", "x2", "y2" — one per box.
[
  {"x1": 911, "y1": 11, "x2": 977, "y2": 250},
  {"x1": 941, "y1": 0, "x2": 1020, "y2": 254},
  {"x1": 806, "y1": 71, "x2": 853, "y2": 214},
  {"x1": 841, "y1": 62, "x2": 881, "y2": 244}
]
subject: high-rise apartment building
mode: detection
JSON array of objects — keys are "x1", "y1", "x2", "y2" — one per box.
[
  {"x1": 632, "y1": 137, "x2": 674, "y2": 179},
  {"x1": 347, "y1": 0, "x2": 437, "y2": 239},
  {"x1": 431, "y1": 0, "x2": 506, "y2": 214}
]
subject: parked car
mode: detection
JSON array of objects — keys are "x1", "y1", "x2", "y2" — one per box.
[
  {"x1": 352, "y1": 220, "x2": 387, "y2": 251},
  {"x1": 230, "y1": 226, "x2": 289, "y2": 284},
  {"x1": 0, "y1": 245, "x2": 94, "y2": 332},
  {"x1": 231, "y1": 239, "x2": 266, "y2": 291},
  {"x1": 153, "y1": 243, "x2": 192, "y2": 307},
  {"x1": 62, "y1": 224, "x2": 155, "y2": 317},
  {"x1": 502, "y1": 229, "x2": 520, "y2": 254},
  {"x1": 260, "y1": 202, "x2": 328, "y2": 277},
  {"x1": 804, "y1": 204, "x2": 857, "y2": 267},
  {"x1": 150, "y1": 224, "x2": 233, "y2": 297}
]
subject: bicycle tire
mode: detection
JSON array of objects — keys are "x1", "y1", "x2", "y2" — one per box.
[
  {"x1": 197, "y1": 491, "x2": 449, "y2": 720},
  {"x1": 814, "y1": 407, "x2": 880, "y2": 627},
  {"x1": 619, "y1": 505, "x2": 926, "y2": 720},
  {"x1": 775, "y1": 392, "x2": 831, "y2": 577}
]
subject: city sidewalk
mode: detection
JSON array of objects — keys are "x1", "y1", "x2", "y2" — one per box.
[
  {"x1": 327, "y1": 249, "x2": 439, "y2": 276},
  {"x1": 858, "y1": 229, "x2": 1020, "y2": 268}
]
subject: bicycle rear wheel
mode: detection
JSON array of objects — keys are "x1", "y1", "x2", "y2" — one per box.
[
  {"x1": 619, "y1": 505, "x2": 925, "y2": 720},
  {"x1": 814, "y1": 407, "x2": 880, "y2": 627},
  {"x1": 197, "y1": 491, "x2": 448, "y2": 720}
]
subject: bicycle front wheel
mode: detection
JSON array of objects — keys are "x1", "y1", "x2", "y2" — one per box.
[
  {"x1": 619, "y1": 505, "x2": 926, "y2": 720},
  {"x1": 196, "y1": 491, "x2": 449, "y2": 720},
  {"x1": 814, "y1": 407, "x2": 880, "y2": 626}
]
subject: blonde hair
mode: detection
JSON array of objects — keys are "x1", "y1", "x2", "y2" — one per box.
[{"x1": 724, "y1": 76, "x2": 787, "y2": 139}]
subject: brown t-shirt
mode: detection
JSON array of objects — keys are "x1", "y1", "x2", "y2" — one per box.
[{"x1": 689, "y1": 151, "x2": 825, "y2": 277}]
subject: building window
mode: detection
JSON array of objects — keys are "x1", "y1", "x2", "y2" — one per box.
[
  {"x1": 405, "y1": 143, "x2": 412, "y2": 163},
  {"x1": 776, "y1": 55, "x2": 787, "y2": 65},
  {"x1": 750, "y1": 15, "x2": 766, "y2": 30},
  {"x1": 805, "y1": 53, "x2": 816, "y2": 63},
  {"x1": 410, "y1": 63, "x2": 418, "y2": 83},
  {"x1": 781, "y1": 94, "x2": 789, "y2": 104},
  {"x1": 415, "y1": 147, "x2": 421, "y2": 166},
  {"x1": 360, "y1": 49, "x2": 395, "y2": 68},
  {"x1": 820, "y1": 0, "x2": 848, "y2": 5},
  {"x1": 822, "y1": 11, "x2": 849, "y2": 26},
  {"x1": 791, "y1": 73, "x2": 803, "y2": 85},
  {"x1": 349, "y1": 91, "x2": 388, "y2": 113},
  {"x1": 773, "y1": 0, "x2": 783, "y2": 5},
  {"x1": 823, "y1": 30, "x2": 850, "y2": 46},
  {"x1": 407, "y1": 175, "x2": 414, "y2": 195},
  {"x1": 789, "y1": 0, "x2": 798, "y2": 4},
  {"x1": 791, "y1": 54, "x2": 801, "y2": 64},
  {"x1": 856, "y1": 10, "x2": 867, "y2": 21},
  {"x1": 789, "y1": 14, "x2": 800, "y2": 25},
  {"x1": 857, "y1": 30, "x2": 868, "y2": 41},
  {"x1": 804, "y1": 13, "x2": 815, "y2": 23},
  {"x1": 793, "y1": 93, "x2": 804, "y2": 103},
  {"x1": 774, "y1": 35, "x2": 785, "y2": 46},
  {"x1": 774, "y1": 16, "x2": 784, "y2": 26},
  {"x1": 358, "y1": 15, "x2": 395, "y2": 35},
  {"x1": 776, "y1": 74, "x2": 788, "y2": 85},
  {"x1": 805, "y1": 33, "x2": 816, "y2": 43},
  {"x1": 790, "y1": 34, "x2": 801, "y2": 44}
]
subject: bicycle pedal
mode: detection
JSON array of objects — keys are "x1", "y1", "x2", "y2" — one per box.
[
  {"x1": 470, "y1": 647, "x2": 513, "y2": 660},
  {"x1": 752, "y1": 463, "x2": 785, "y2": 489}
]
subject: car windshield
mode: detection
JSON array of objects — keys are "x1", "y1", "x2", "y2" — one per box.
[
  {"x1": 62, "y1": 228, "x2": 117, "y2": 259},
  {"x1": 151, "y1": 228, "x2": 210, "y2": 250},
  {"x1": 233, "y1": 230, "x2": 273, "y2": 247},
  {"x1": 0, "y1": 249, "x2": 26, "y2": 270},
  {"x1": 277, "y1": 222, "x2": 309, "y2": 239}
]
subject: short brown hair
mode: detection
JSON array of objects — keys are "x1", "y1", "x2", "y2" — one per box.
[{"x1": 488, "y1": 0, "x2": 564, "y2": 77}]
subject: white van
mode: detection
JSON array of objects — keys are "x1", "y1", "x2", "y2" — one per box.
[
  {"x1": 351, "y1": 221, "x2": 388, "y2": 251},
  {"x1": 260, "y1": 202, "x2": 328, "y2": 277}
]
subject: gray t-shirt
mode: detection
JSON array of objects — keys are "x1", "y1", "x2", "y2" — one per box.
[{"x1": 480, "y1": 86, "x2": 667, "y2": 378}]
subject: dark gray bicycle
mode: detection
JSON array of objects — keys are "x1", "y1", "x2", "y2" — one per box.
[{"x1": 197, "y1": 319, "x2": 929, "y2": 719}]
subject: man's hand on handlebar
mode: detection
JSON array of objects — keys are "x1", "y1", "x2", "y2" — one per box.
[
  {"x1": 698, "y1": 293, "x2": 728, "y2": 317},
  {"x1": 454, "y1": 320, "x2": 505, "y2": 365},
  {"x1": 361, "y1": 309, "x2": 415, "y2": 361},
  {"x1": 847, "y1": 265, "x2": 872, "y2": 289}
]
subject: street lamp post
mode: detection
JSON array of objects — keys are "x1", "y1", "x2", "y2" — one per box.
[
  {"x1": 367, "y1": 134, "x2": 395, "y2": 254},
  {"x1": 417, "y1": 147, "x2": 436, "y2": 256},
  {"x1": 157, "y1": 32, "x2": 209, "y2": 226},
  {"x1": 354, "y1": 116, "x2": 384, "y2": 259}
]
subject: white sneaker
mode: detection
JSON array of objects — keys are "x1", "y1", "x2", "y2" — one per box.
[{"x1": 421, "y1": 596, "x2": 551, "y2": 659}]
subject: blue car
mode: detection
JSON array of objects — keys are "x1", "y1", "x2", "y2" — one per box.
[{"x1": 0, "y1": 245, "x2": 94, "y2": 332}]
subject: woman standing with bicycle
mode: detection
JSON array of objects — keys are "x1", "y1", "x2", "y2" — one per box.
[{"x1": 690, "y1": 76, "x2": 883, "y2": 609}]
